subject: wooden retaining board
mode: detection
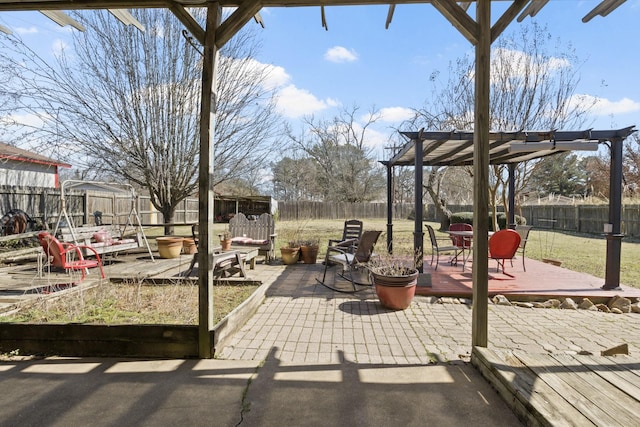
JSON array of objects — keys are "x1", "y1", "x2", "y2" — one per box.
[
  {"x1": 0, "y1": 323, "x2": 200, "y2": 358},
  {"x1": 472, "y1": 347, "x2": 640, "y2": 427}
]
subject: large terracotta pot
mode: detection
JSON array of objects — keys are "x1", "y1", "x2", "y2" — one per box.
[
  {"x1": 156, "y1": 236, "x2": 183, "y2": 259},
  {"x1": 300, "y1": 245, "x2": 319, "y2": 264},
  {"x1": 280, "y1": 247, "x2": 300, "y2": 265},
  {"x1": 371, "y1": 269, "x2": 419, "y2": 310}
]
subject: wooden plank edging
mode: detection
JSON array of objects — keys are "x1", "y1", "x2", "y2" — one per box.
[{"x1": 471, "y1": 347, "x2": 584, "y2": 427}]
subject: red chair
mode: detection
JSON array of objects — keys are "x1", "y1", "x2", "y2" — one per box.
[
  {"x1": 488, "y1": 229, "x2": 521, "y2": 277},
  {"x1": 449, "y1": 223, "x2": 472, "y2": 266},
  {"x1": 38, "y1": 232, "x2": 106, "y2": 282}
]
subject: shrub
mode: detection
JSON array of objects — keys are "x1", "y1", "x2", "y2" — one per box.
[{"x1": 450, "y1": 211, "x2": 526, "y2": 230}]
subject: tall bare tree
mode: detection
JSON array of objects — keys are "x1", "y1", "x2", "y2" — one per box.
[
  {"x1": 0, "y1": 9, "x2": 281, "y2": 232},
  {"x1": 286, "y1": 106, "x2": 386, "y2": 203},
  {"x1": 410, "y1": 23, "x2": 593, "y2": 226}
]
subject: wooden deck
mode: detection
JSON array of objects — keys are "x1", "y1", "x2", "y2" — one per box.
[
  {"x1": 418, "y1": 254, "x2": 640, "y2": 303},
  {"x1": 472, "y1": 347, "x2": 640, "y2": 426},
  {"x1": 0, "y1": 252, "x2": 195, "y2": 314}
]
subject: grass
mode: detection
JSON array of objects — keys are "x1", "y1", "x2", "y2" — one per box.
[{"x1": 3, "y1": 281, "x2": 258, "y2": 325}]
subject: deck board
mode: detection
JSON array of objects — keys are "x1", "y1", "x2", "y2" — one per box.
[
  {"x1": 515, "y1": 352, "x2": 635, "y2": 426},
  {"x1": 473, "y1": 347, "x2": 640, "y2": 427},
  {"x1": 419, "y1": 256, "x2": 640, "y2": 302}
]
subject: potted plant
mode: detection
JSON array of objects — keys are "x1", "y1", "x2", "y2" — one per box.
[
  {"x1": 367, "y1": 256, "x2": 419, "y2": 310},
  {"x1": 156, "y1": 236, "x2": 184, "y2": 259},
  {"x1": 299, "y1": 239, "x2": 320, "y2": 264},
  {"x1": 219, "y1": 230, "x2": 232, "y2": 251},
  {"x1": 280, "y1": 240, "x2": 301, "y2": 265},
  {"x1": 278, "y1": 220, "x2": 308, "y2": 265}
]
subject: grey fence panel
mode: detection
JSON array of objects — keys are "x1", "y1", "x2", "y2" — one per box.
[{"x1": 276, "y1": 201, "x2": 414, "y2": 221}]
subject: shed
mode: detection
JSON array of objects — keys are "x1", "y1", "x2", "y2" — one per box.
[{"x1": 214, "y1": 194, "x2": 278, "y2": 222}]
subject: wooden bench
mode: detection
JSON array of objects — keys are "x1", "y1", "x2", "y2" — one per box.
[
  {"x1": 226, "y1": 213, "x2": 276, "y2": 263},
  {"x1": 57, "y1": 224, "x2": 144, "y2": 256}
]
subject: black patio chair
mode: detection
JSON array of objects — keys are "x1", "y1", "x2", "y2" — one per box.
[{"x1": 426, "y1": 224, "x2": 460, "y2": 270}]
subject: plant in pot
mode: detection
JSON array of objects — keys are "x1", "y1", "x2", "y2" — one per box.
[
  {"x1": 219, "y1": 230, "x2": 232, "y2": 251},
  {"x1": 280, "y1": 240, "x2": 301, "y2": 265},
  {"x1": 278, "y1": 220, "x2": 307, "y2": 265},
  {"x1": 367, "y1": 255, "x2": 419, "y2": 310},
  {"x1": 299, "y1": 239, "x2": 320, "y2": 264}
]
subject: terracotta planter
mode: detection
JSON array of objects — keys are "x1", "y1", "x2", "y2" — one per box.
[
  {"x1": 156, "y1": 236, "x2": 183, "y2": 259},
  {"x1": 371, "y1": 269, "x2": 419, "y2": 310},
  {"x1": 300, "y1": 245, "x2": 319, "y2": 264},
  {"x1": 221, "y1": 239, "x2": 232, "y2": 251},
  {"x1": 280, "y1": 247, "x2": 300, "y2": 265},
  {"x1": 182, "y1": 238, "x2": 197, "y2": 254}
]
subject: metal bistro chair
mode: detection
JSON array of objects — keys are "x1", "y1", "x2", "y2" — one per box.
[
  {"x1": 426, "y1": 224, "x2": 460, "y2": 270},
  {"x1": 512, "y1": 225, "x2": 533, "y2": 272},
  {"x1": 317, "y1": 230, "x2": 381, "y2": 293}
]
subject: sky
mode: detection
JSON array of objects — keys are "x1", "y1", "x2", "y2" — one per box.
[{"x1": 1, "y1": 1, "x2": 640, "y2": 160}]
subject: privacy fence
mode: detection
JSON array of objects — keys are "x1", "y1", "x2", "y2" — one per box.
[
  {"x1": 0, "y1": 186, "x2": 198, "y2": 228},
  {"x1": 1, "y1": 186, "x2": 637, "y2": 237}
]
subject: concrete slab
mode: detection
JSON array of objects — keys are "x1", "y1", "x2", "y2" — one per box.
[
  {"x1": 242, "y1": 349, "x2": 522, "y2": 426},
  {"x1": 0, "y1": 357, "x2": 260, "y2": 427}
]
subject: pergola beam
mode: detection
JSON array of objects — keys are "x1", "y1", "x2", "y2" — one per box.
[
  {"x1": 169, "y1": 2, "x2": 206, "y2": 44},
  {"x1": 216, "y1": 0, "x2": 262, "y2": 47},
  {"x1": 431, "y1": 0, "x2": 478, "y2": 44},
  {"x1": 109, "y1": 8, "x2": 145, "y2": 30},
  {"x1": 491, "y1": 0, "x2": 528, "y2": 42}
]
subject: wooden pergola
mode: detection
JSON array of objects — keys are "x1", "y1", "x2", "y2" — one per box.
[{"x1": 0, "y1": 0, "x2": 632, "y2": 358}]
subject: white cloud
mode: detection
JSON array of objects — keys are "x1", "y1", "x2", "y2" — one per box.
[
  {"x1": 261, "y1": 63, "x2": 290, "y2": 89},
  {"x1": 324, "y1": 46, "x2": 358, "y2": 63},
  {"x1": 363, "y1": 127, "x2": 391, "y2": 150},
  {"x1": 1, "y1": 111, "x2": 50, "y2": 129},
  {"x1": 15, "y1": 26, "x2": 38, "y2": 35},
  {"x1": 51, "y1": 38, "x2": 68, "y2": 58},
  {"x1": 275, "y1": 85, "x2": 339, "y2": 118},
  {"x1": 570, "y1": 94, "x2": 640, "y2": 116},
  {"x1": 378, "y1": 107, "x2": 414, "y2": 123},
  {"x1": 482, "y1": 48, "x2": 571, "y2": 88}
]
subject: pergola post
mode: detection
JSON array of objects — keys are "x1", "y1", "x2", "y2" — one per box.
[
  {"x1": 385, "y1": 162, "x2": 394, "y2": 254},
  {"x1": 414, "y1": 137, "x2": 424, "y2": 273},
  {"x1": 603, "y1": 136, "x2": 624, "y2": 290},
  {"x1": 508, "y1": 163, "x2": 516, "y2": 229},
  {"x1": 472, "y1": 0, "x2": 491, "y2": 348},
  {"x1": 197, "y1": 2, "x2": 221, "y2": 358}
]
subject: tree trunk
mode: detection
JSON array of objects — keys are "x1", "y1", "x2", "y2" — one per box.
[
  {"x1": 162, "y1": 208, "x2": 175, "y2": 236},
  {"x1": 425, "y1": 168, "x2": 452, "y2": 231}
]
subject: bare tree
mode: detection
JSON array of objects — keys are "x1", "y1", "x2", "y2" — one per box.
[
  {"x1": 0, "y1": 9, "x2": 281, "y2": 232},
  {"x1": 286, "y1": 106, "x2": 386, "y2": 202},
  {"x1": 411, "y1": 22, "x2": 593, "y2": 226}
]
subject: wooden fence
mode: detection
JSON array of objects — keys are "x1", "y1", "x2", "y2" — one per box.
[
  {"x1": 1, "y1": 186, "x2": 637, "y2": 237},
  {"x1": 277, "y1": 201, "x2": 414, "y2": 220},
  {"x1": 0, "y1": 186, "x2": 199, "y2": 229}
]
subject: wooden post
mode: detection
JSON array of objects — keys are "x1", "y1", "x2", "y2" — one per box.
[
  {"x1": 197, "y1": 2, "x2": 221, "y2": 358},
  {"x1": 384, "y1": 161, "x2": 394, "y2": 254},
  {"x1": 472, "y1": 0, "x2": 491, "y2": 348},
  {"x1": 414, "y1": 136, "x2": 424, "y2": 273}
]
